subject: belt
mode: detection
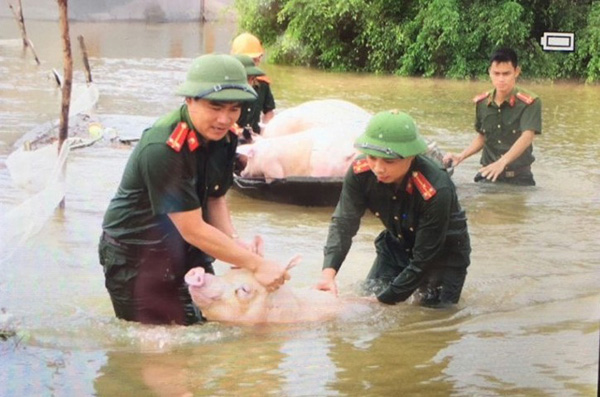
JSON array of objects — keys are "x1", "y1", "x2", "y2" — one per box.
[{"x1": 502, "y1": 165, "x2": 531, "y2": 178}]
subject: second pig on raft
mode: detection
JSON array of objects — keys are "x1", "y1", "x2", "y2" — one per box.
[
  {"x1": 235, "y1": 99, "x2": 372, "y2": 182},
  {"x1": 235, "y1": 99, "x2": 449, "y2": 182}
]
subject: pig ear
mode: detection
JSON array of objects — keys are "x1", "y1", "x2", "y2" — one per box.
[{"x1": 285, "y1": 254, "x2": 302, "y2": 271}]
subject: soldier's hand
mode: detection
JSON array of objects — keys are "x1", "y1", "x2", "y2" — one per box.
[
  {"x1": 443, "y1": 152, "x2": 462, "y2": 168},
  {"x1": 254, "y1": 259, "x2": 290, "y2": 292},
  {"x1": 478, "y1": 158, "x2": 508, "y2": 182},
  {"x1": 315, "y1": 269, "x2": 338, "y2": 296}
]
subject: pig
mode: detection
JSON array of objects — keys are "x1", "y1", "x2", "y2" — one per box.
[
  {"x1": 185, "y1": 256, "x2": 343, "y2": 324},
  {"x1": 237, "y1": 126, "x2": 359, "y2": 182},
  {"x1": 262, "y1": 99, "x2": 372, "y2": 139}
]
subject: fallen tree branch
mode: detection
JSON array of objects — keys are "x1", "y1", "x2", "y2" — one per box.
[{"x1": 7, "y1": 0, "x2": 40, "y2": 65}]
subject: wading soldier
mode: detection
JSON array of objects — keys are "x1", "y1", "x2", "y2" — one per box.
[
  {"x1": 444, "y1": 47, "x2": 542, "y2": 186},
  {"x1": 316, "y1": 110, "x2": 471, "y2": 306},
  {"x1": 99, "y1": 54, "x2": 289, "y2": 325},
  {"x1": 231, "y1": 32, "x2": 276, "y2": 134}
]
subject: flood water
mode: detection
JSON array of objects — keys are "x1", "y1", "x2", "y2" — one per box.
[{"x1": 1, "y1": 19, "x2": 599, "y2": 397}]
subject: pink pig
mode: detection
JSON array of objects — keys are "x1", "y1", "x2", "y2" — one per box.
[
  {"x1": 237, "y1": 127, "x2": 358, "y2": 182},
  {"x1": 262, "y1": 99, "x2": 372, "y2": 138},
  {"x1": 184, "y1": 256, "x2": 342, "y2": 324}
]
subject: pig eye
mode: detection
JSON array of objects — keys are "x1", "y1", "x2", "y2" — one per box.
[{"x1": 235, "y1": 284, "x2": 254, "y2": 300}]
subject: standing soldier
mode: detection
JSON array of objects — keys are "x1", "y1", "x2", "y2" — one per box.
[
  {"x1": 231, "y1": 32, "x2": 276, "y2": 135},
  {"x1": 233, "y1": 53, "x2": 266, "y2": 142},
  {"x1": 99, "y1": 54, "x2": 289, "y2": 325},
  {"x1": 444, "y1": 47, "x2": 542, "y2": 185},
  {"x1": 316, "y1": 110, "x2": 471, "y2": 307}
]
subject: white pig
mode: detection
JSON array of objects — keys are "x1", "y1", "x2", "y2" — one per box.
[
  {"x1": 237, "y1": 127, "x2": 358, "y2": 182},
  {"x1": 185, "y1": 256, "x2": 342, "y2": 324},
  {"x1": 262, "y1": 99, "x2": 372, "y2": 138}
]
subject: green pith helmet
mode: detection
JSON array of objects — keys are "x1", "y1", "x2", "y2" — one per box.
[
  {"x1": 176, "y1": 54, "x2": 257, "y2": 101},
  {"x1": 354, "y1": 110, "x2": 427, "y2": 159},
  {"x1": 233, "y1": 54, "x2": 265, "y2": 77}
]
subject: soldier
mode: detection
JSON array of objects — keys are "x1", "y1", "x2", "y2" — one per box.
[
  {"x1": 231, "y1": 32, "x2": 276, "y2": 134},
  {"x1": 99, "y1": 54, "x2": 289, "y2": 325},
  {"x1": 233, "y1": 53, "x2": 266, "y2": 142},
  {"x1": 316, "y1": 110, "x2": 471, "y2": 307},
  {"x1": 444, "y1": 47, "x2": 542, "y2": 186}
]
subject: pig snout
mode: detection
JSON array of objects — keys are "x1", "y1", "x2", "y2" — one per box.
[
  {"x1": 185, "y1": 267, "x2": 225, "y2": 308},
  {"x1": 184, "y1": 267, "x2": 206, "y2": 287}
]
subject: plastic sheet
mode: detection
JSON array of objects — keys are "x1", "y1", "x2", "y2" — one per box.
[{"x1": 0, "y1": 140, "x2": 74, "y2": 263}]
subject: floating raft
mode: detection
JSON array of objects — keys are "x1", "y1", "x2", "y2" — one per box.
[{"x1": 232, "y1": 174, "x2": 343, "y2": 207}]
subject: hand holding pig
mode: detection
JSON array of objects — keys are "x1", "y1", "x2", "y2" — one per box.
[{"x1": 253, "y1": 258, "x2": 291, "y2": 292}]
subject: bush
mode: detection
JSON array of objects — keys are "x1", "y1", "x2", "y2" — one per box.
[{"x1": 234, "y1": 0, "x2": 599, "y2": 82}]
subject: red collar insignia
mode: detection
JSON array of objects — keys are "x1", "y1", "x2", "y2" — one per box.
[
  {"x1": 353, "y1": 158, "x2": 371, "y2": 174},
  {"x1": 516, "y1": 92, "x2": 535, "y2": 105},
  {"x1": 167, "y1": 122, "x2": 200, "y2": 152},
  {"x1": 473, "y1": 92, "x2": 490, "y2": 104},
  {"x1": 411, "y1": 171, "x2": 436, "y2": 200}
]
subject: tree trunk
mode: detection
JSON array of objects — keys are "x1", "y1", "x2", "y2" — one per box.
[
  {"x1": 57, "y1": 0, "x2": 72, "y2": 208},
  {"x1": 77, "y1": 35, "x2": 93, "y2": 83}
]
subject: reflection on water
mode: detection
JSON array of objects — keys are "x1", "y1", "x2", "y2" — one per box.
[{"x1": 0, "y1": 19, "x2": 599, "y2": 397}]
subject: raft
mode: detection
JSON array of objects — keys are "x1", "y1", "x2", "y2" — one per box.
[{"x1": 232, "y1": 174, "x2": 343, "y2": 207}]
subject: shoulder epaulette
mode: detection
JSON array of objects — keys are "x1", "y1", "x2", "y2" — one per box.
[
  {"x1": 166, "y1": 122, "x2": 200, "y2": 152},
  {"x1": 256, "y1": 75, "x2": 271, "y2": 85},
  {"x1": 473, "y1": 91, "x2": 490, "y2": 104},
  {"x1": 516, "y1": 92, "x2": 535, "y2": 105},
  {"x1": 411, "y1": 171, "x2": 436, "y2": 200},
  {"x1": 353, "y1": 158, "x2": 371, "y2": 174}
]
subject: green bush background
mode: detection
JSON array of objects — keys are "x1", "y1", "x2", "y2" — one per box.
[{"x1": 234, "y1": 0, "x2": 600, "y2": 82}]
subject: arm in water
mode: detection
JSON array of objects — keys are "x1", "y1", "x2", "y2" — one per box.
[{"x1": 168, "y1": 208, "x2": 289, "y2": 292}]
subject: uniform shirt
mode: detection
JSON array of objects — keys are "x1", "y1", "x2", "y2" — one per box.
[
  {"x1": 102, "y1": 105, "x2": 237, "y2": 245},
  {"x1": 475, "y1": 86, "x2": 542, "y2": 170},
  {"x1": 237, "y1": 78, "x2": 275, "y2": 133},
  {"x1": 323, "y1": 155, "x2": 470, "y2": 274}
]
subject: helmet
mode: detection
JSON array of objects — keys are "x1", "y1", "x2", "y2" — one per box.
[
  {"x1": 354, "y1": 110, "x2": 427, "y2": 159},
  {"x1": 231, "y1": 33, "x2": 264, "y2": 58},
  {"x1": 233, "y1": 54, "x2": 265, "y2": 77},
  {"x1": 175, "y1": 54, "x2": 257, "y2": 101}
]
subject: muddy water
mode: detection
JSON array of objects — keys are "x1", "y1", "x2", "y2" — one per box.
[{"x1": 1, "y1": 19, "x2": 598, "y2": 396}]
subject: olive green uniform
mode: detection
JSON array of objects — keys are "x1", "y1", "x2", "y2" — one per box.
[
  {"x1": 99, "y1": 105, "x2": 237, "y2": 325},
  {"x1": 323, "y1": 155, "x2": 471, "y2": 305},
  {"x1": 237, "y1": 78, "x2": 275, "y2": 134},
  {"x1": 475, "y1": 86, "x2": 542, "y2": 185}
]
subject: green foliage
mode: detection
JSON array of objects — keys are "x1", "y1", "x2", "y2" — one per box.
[
  {"x1": 234, "y1": 0, "x2": 600, "y2": 82},
  {"x1": 233, "y1": 0, "x2": 283, "y2": 45}
]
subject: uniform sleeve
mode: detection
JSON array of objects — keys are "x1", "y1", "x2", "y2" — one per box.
[
  {"x1": 410, "y1": 186, "x2": 452, "y2": 271},
  {"x1": 519, "y1": 97, "x2": 542, "y2": 135},
  {"x1": 474, "y1": 102, "x2": 483, "y2": 133},
  {"x1": 139, "y1": 144, "x2": 200, "y2": 215},
  {"x1": 322, "y1": 169, "x2": 366, "y2": 272}
]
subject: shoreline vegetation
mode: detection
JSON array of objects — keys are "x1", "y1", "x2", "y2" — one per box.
[{"x1": 234, "y1": 0, "x2": 600, "y2": 83}]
